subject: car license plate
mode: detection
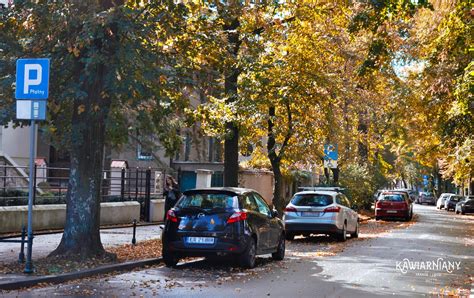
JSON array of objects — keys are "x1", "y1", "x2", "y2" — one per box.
[
  {"x1": 386, "y1": 210, "x2": 397, "y2": 214},
  {"x1": 302, "y1": 211, "x2": 321, "y2": 217},
  {"x1": 186, "y1": 237, "x2": 215, "y2": 244}
]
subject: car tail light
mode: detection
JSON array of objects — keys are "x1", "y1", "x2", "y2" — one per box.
[
  {"x1": 324, "y1": 206, "x2": 341, "y2": 213},
  {"x1": 284, "y1": 207, "x2": 297, "y2": 212},
  {"x1": 166, "y1": 210, "x2": 179, "y2": 223},
  {"x1": 227, "y1": 211, "x2": 247, "y2": 224}
]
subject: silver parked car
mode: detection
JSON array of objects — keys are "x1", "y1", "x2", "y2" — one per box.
[
  {"x1": 436, "y1": 193, "x2": 455, "y2": 209},
  {"x1": 283, "y1": 188, "x2": 359, "y2": 242},
  {"x1": 418, "y1": 192, "x2": 436, "y2": 205},
  {"x1": 444, "y1": 194, "x2": 463, "y2": 211}
]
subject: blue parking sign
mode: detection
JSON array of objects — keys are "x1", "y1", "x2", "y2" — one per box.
[
  {"x1": 15, "y1": 58, "x2": 50, "y2": 100},
  {"x1": 324, "y1": 144, "x2": 338, "y2": 161}
]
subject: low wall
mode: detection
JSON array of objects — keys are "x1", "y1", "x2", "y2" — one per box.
[
  {"x1": 0, "y1": 202, "x2": 140, "y2": 234},
  {"x1": 99, "y1": 202, "x2": 141, "y2": 226},
  {"x1": 149, "y1": 199, "x2": 165, "y2": 222},
  {"x1": 239, "y1": 170, "x2": 275, "y2": 205}
]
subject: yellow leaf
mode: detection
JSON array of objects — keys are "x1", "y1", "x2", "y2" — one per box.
[{"x1": 78, "y1": 105, "x2": 86, "y2": 115}]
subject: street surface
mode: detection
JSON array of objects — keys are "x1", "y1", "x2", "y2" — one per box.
[{"x1": 1, "y1": 204, "x2": 473, "y2": 297}]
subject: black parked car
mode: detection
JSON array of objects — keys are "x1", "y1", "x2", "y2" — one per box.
[
  {"x1": 161, "y1": 188, "x2": 285, "y2": 268},
  {"x1": 455, "y1": 196, "x2": 474, "y2": 215}
]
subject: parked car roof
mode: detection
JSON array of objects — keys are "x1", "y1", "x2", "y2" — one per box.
[
  {"x1": 294, "y1": 190, "x2": 339, "y2": 196},
  {"x1": 183, "y1": 187, "x2": 256, "y2": 196}
]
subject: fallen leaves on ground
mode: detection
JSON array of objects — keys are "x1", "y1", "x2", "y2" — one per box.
[
  {"x1": 108, "y1": 239, "x2": 162, "y2": 262},
  {"x1": 359, "y1": 214, "x2": 418, "y2": 239},
  {"x1": 0, "y1": 255, "x2": 116, "y2": 276},
  {"x1": 0, "y1": 239, "x2": 162, "y2": 276}
]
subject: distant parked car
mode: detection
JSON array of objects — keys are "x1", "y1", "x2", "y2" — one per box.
[
  {"x1": 455, "y1": 196, "x2": 474, "y2": 215},
  {"x1": 436, "y1": 193, "x2": 455, "y2": 209},
  {"x1": 407, "y1": 190, "x2": 419, "y2": 203},
  {"x1": 444, "y1": 194, "x2": 463, "y2": 211},
  {"x1": 283, "y1": 188, "x2": 359, "y2": 242},
  {"x1": 394, "y1": 189, "x2": 416, "y2": 203},
  {"x1": 375, "y1": 191, "x2": 413, "y2": 221},
  {"x1": 161, "y1": 188, "x2": 285, "y2": 268},
  {"x1": 418, "y1": 192, "x2": 436, "y2": 205}
]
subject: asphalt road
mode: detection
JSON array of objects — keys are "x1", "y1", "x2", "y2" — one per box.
[{"x1": 2, "y1": 204, "x2": 473, "y2": 297}]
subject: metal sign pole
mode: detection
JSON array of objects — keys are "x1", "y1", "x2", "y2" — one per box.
[
  {"x1": 24, "y1": 119, "x2": 36, "y2": 273},
  {"x1": 15, "y1": 58, "x2": 49, "y2": 274}
]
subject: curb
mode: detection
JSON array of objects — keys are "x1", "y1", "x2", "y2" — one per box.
[{"x1": 0, "y1": 257, "x2": 162, "y2": 291}]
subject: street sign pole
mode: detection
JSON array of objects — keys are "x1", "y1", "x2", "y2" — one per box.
[
  {"x1": 24, "y1": 120, "x2": 36, "y2": 273},
  {"x1": 15, "y1": 58, "x2": 50, "y2": 274}
]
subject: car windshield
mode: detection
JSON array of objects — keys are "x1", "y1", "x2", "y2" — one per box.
[
  {"x1": 379, "y1": 194, "x2": 404, "y2": 202},
  {"x1": 291, "y1": 194, "x2": 333, "y2": 207},
  {"x1": 177, "y1": 193, "x2": 239, "y2": 210}
]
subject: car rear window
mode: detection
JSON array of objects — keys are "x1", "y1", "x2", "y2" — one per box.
[
  {"x1": 177, "y1": 193, "x2": 238, "y2": 210},
  {"x1": 379, "y1": 194, "x2": 404, "y2": 202},
  {"x1": 291, "y1": 194, "x2": 333, "y2": 207},
  {"x1": 450, "y1": 196, "x2": 461, "y2": 202}
]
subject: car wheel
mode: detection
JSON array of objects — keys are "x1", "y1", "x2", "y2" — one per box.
[
  {"x1": 405, "y1": 213, "x2": 411, "y2": 222},
  {"x1": 337, "y1": 223, "x2": 347, "y2": 242},
  {"x1": 375, "y1": 216, "x2": 381, "y2": 221},
  {"x1": 461, "y1": 210, "x2": 465, "y2": 215},
  {"x1": 240, "y1": 238, "x2": 256, "y2": 269},
  {"x1": 272, "y1": 234, "x2": 285, "y2": 261},
  {"x1": 455, "y1": 210, "x2": 460, "y2": 214},
  {"x1": 163, "y1": 251, "x2": 179, "y2": 268},
  {"x1": 351, "y1": 222, "x2": 359, "y2": 238},
  {"x1": 285, "y1": 233, "x2": 295, "y2": 241}
]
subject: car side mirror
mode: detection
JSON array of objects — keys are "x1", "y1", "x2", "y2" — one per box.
[{"x1": 272, "y1": 209, "x2": 279, "y2": 218}]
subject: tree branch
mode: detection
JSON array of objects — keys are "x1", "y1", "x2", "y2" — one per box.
[
  {"x1": 277, "y1": 97, "x2": 293, "y2": 160},
  {"x1": 252, "y1": 15, "x2": 296, "y2": 35}
]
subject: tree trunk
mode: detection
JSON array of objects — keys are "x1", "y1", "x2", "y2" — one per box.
[
  {"x1": 50, "y1": 69, "x2": 112, "y2": 259},
  {"x1": 267, "y1": 106, "x2": 284, "y2": 214},
  {"x1": 223, "y1": 18, "x2": 241, "y2": 187},
  {"x1": 50, "y1": 0, "x2": 120, "y2": 259},
  {"x1": 270, "y1": 156, "x2": 285, "y2": 215}
]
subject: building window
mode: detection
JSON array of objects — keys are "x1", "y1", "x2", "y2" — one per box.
[
  {"x1": 184, "y1": 133, "x2": 191, "y2": 161},
  {"x1": 208, "y1": 137, "x2": 222, "y2": 162},
  {"x1": 137, "y1": 144, "x2": 153, "y2": 160}
]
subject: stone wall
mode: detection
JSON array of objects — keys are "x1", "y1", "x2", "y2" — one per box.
[
  {"x1": 239, "y1": 170, "x2": 275, "y2": 206},
  {"x1": 0, "y1": 202, "x2": 140, "y2": 234}
]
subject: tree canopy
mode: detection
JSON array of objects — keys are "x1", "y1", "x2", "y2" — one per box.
[{"x1": 0, "y1": 0, "x2": 471, "y2": 258}]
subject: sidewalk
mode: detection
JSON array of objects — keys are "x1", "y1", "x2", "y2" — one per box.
[{"x1": 0, "y1": 224, "x2": 163, "y2": 267}]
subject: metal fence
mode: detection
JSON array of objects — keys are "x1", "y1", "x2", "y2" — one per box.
[{"x1": 0, "y1": 164, "x2": 166, "y2": 222}]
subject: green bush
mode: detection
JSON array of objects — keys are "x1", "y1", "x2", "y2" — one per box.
[{"x1": 339, "y1": 162, "x2": 388, "y2": 209}]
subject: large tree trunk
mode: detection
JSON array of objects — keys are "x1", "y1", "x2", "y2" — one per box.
[
  {"x1": 270, "y1": 156, "x2": 285, "y2": 215},
  {"x1": 50, "y1": 69, "x2": 112, "y2": 259},
  {"x1": 267, "y1": 106, "x2": 285, "y2": 215},
  {"x1": 50, "y1": 0, "x2": 119, "y2": 259},
  {"x1": 223, "y1": 18, "x2": 241, "y2": 187}
]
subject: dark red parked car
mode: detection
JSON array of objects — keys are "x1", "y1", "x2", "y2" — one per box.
[{"x1": 375, "y1": 191, "x2": 413, "y2": 221}]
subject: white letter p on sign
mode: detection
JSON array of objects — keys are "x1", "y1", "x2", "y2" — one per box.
[{"x1": 23, "y1": 64, "x2": 42, "y2": 94}]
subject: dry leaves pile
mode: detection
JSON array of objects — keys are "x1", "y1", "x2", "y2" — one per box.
[
  {"x1": 108, "y1": 239, "x2": 162, "y2": 262},
  {"x1": 286, "y1": 215, "x2": 419, "y2": 259},
  {"x1": 0, "y1": 239, "x2": 162, "y2": 276},
  {"x1": 0, "y1": 255, "x2": 115, "y2": 276}
]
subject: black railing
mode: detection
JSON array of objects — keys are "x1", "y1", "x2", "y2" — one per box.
[{"x1": 0, "y1": 164, "x2": 166, "y2": 222}]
